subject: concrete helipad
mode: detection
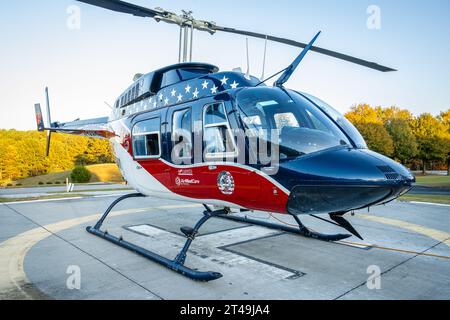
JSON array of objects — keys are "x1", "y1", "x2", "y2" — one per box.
[{"x1": 0, "y1": 192, "x2": 449, "y2": 300}]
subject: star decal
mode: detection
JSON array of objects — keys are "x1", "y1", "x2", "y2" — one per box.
[
  {"x1": 164, "y1": 97, "x2": 169, "y2": 105},
  {"x1": 159, "y1": 93, "x2": 163, "y2": 101},
  {"x1": 220, "y1": 76, "x2": 229, "y2": 86},
  {"x1": 193, "y1": 88, "x2": 199, "y2": 98},
  {"x1": 153, "y1": 101, "x2": 157, "y2": 108},
  {"x1": 171, "y1": 89, "x2": 176, "y2": 97},
  {"x1": 202, "y1": 80, "x2": 209, "y2": 90},
  {"x1": 230, "y1": 81, "x2": 239, "y2": 89},
  {"x1": 185, "y1": 84, "x2": 191, "y2": 93},
  {"x1": 177, "y1": 94, "x2": 183, "y2": 102},
  {"x1": 211, "y1": 85, "x2": 218, "y2": 94}
]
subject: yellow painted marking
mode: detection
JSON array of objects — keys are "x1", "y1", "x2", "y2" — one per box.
[
  {"x1": 339, "y1": 240, "x2": 450, "y2": 260},
  {"x1": 0, "y1": 204, "x2": 201, "y2": 299},
  {"x1": 358, "y1": 214, "x2": 450, "y2": 247},
  {"x1": 270, "y1": 212, "x2": 450, "y2": 257}
]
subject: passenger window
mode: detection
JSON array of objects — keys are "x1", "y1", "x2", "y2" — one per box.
[
  {"x1": 132, "y1": 118, "x2": 161, "y2": 158},
  {"x1": 203, "y1": 103, "x2": 236, "y2": 157},
  {"x1": 172, "y1": 108, "x2": 192, "y2": 161}
]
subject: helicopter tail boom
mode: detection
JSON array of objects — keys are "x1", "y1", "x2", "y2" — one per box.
[{"x1": 34, "y1": 87, "x2": 115, "y2": 156}]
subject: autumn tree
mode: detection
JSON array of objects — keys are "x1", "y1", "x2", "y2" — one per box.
[
  {"x1": 345, "y1": 104, "x2": 394, "y2": 156},
  {"x1": 378, "y1": 106, "x2": 418, "y2": 164},
  {"x1": 0, "y1": 130, "x2": 114, "y2": 184},
  {"x1": 438, "y1": 109, "x2": 450, "y2": 174},
  {"x1": 385, "y1": 119, "x2": 418, "y2": 164},
  {"x1": 411, "y1": 113, "x2": 450, "y2": 173}
]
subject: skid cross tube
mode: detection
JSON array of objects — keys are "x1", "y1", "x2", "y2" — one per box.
[
  {"x1": 214, "y1": 212, "x2": 352, "y2": 242},
  {"x1": 86, "y1": 193, "x2": 223, "y2": 282}
]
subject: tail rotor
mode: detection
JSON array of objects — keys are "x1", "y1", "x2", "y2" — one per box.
[{"x1": 34, "y1": 87, "x2": 54, "y2": 157}]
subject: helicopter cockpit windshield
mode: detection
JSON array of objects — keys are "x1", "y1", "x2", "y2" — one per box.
[
  {"x1": 236, "y1": 87, "x2": 352, "y2": 159},
  {"x1": 298, "y1": 92, "x2": 368, "y2": 149}
]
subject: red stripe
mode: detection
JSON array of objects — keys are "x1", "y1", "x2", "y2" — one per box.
[{"x1": 137, "y1": 159, "x2": 289, "y2": 214}]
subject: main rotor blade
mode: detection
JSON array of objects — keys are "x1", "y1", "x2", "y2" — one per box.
[
  {"x1": 214, "y1": 26, "x2": 396, "y2": 72},
  {"x1": 76, "y1": 0, "x2": 396, "y2": 72},
  {"x1": 76, "y1": 0, "x2": 160, "y2": 18}
]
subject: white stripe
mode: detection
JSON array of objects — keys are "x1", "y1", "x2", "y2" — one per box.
[{"x1": 0, "y1": 197, "x2": 84, "y2": 205}]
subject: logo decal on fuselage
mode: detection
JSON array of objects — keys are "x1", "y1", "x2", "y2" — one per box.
[
  {"x1": 178, "y1": 169, "x2": 193, "y2": 176},
  {"x1": 217, "y1": 171, "x2": 235, "y2": 195},
  {"x1": 175, "y1": 176, "x2": 200, "y2": 186}
]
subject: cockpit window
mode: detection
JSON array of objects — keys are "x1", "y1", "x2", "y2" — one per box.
[
  {"x1": 299, "y1": 92, "x2": 368, "y2": 149},
  {"x1": 236, "y1": 87, "x2": 351, "y2": 159}
]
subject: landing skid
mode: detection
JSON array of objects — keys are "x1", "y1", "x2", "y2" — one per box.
[
  {"x1": 86, "y1": 194, "x2": 359, "y2": 282},
  {"x1": 211, "y1": 207, "x2": 352, "y2": 242},
  {"x1": 86, "y1": 193, "x2": 223, "y2": 282}
]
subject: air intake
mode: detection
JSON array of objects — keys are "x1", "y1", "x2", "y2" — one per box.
[{"x1": 377, "y1": 166, "x2": 400, "y2": 180}]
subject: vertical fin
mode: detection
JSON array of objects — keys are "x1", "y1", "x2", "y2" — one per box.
[{"x1": 34, "y1": 104, "x2": 45, "y2": 132}]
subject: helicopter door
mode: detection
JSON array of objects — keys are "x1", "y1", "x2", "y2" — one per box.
[
  {"x1": 166, "y1": 105, "x2": 198, "y2": 196},
  {"x1": 131, "y1": 110, "x2": 170, "y2": 194},
  {"x1": 199, "y1": 101, "x2": 261, "y2": 205}
]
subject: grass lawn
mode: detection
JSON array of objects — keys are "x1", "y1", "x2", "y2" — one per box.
[
  {"x1": 399, "y1": 194, "x2": 450, "y2": 205},
  {"x1": 9, "y1": 163, "x2": 124, "y2": 187},
  {"x1": 414, "y1": 175, "x2": 450, "y2": 188}
]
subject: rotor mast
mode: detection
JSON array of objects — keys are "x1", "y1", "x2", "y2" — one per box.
[{"x1": 153, "y1": 8, "x2": 217, "y2": 62}]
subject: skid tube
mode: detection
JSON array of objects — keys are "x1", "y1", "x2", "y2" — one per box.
[
  {"x1": 210, "y1": 206, "x2": 352, "y2": 242},
  {"x1": 86, "y1": 194, "x2": 354, "y2": 282},
  {"x1": 86, "y1": 193, "x2": 223, "y2": 282}
]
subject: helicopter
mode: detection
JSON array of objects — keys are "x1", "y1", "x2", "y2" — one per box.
[{"x1": 33, "y1": 0, "x2": 415, "y2": 281}]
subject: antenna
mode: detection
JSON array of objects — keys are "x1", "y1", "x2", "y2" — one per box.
[
  {"x1": 261, "y1": 35, "x2": 268, "y2": 80},
  {"x1": 104, "y1": 101, "x2": 113, "y2": 109},
  {"x1": 245, "y1": 37, "x2": 250, "y2": 79}
]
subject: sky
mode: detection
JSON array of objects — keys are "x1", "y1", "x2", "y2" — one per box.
[{"x1": 0, "y1": 0, "x2": 449, "y2": 130}]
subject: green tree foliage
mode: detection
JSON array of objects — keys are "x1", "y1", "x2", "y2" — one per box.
[
  {"x1": 345, "y1": 105, "x2": 450, "y2": 172},
  {"x1": 385, "y1": 119, "x2": 418, "y2": 164},
  {"x1": 70, "y1": 165, "x2": 92, "y2": 183},
  {"x1": 0, "y1": 130, "x2": 114, "y2": 184},
  {"x1": 345, "y1": 104, "x2": 394, "y2": 156},
  {"x1": 355, "y1": 123, "x2": 395, "y2": 156},
  {"x1": 439, "y1": 109, "x2": 450, "y2": 133},
  {"x1": 411, "y1": 113, "x2": 450, "y2": 172}
]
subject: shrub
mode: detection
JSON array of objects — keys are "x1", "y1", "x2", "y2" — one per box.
[
  {"x1": 70, "y1": 166, "x2": 92, "y2": 183},
  {"x1": 55, "y1": 181, "x2": 61, "y2": 184},
  {"x1": 38, "y1": 182, "x2": 44, "y2": 185},
  {"x1": 7, "y1": 183, "x2": 13, "y2": 187},
  {"x1": 46, "y1": 182, "x2": 53, "y2": 185}
]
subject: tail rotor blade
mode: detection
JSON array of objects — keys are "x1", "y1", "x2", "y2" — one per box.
[
  {"x1": 44, "y1": 87, "x2": 53, "y2": 157},
  {"x1": 46, "y1": 131, "x2": 52, "y2": 157}
]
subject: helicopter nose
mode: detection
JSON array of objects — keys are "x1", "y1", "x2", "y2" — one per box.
[{"x1": 282, "y1": 147, "x2": 415, "y2": 215}]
